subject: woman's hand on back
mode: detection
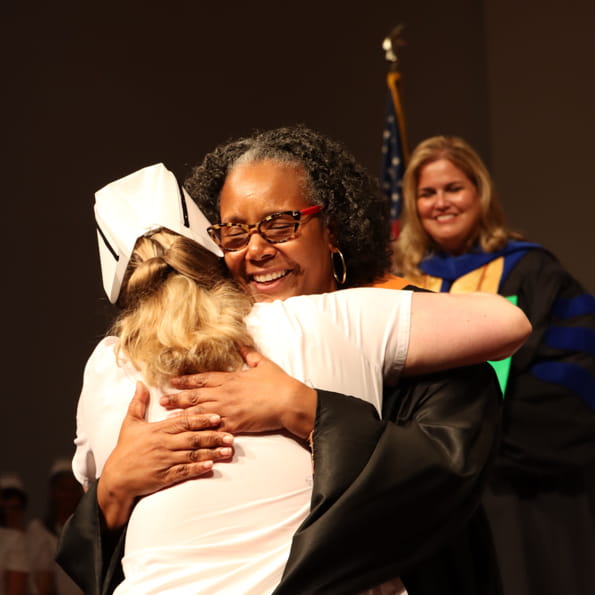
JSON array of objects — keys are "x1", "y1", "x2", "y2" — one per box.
[
  {"x1": 98, "y1": 381, "x2": 234, "y2": 529},
  {"x1": 164, "y1": 347, "x2": 317, "y2": 440}
]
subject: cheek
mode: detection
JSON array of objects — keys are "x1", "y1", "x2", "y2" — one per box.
[
  {"x1": 416, "y1": 204, "x2": 432, "y2": 229},
  {"x1": 416, "y1": 200, "x2": 431, "y2": 219},
  {"x1": 292, "y1": 244, "x2": 320, "y2": 277},
  {"x1": 312, "y1": 246, "x2": 334, "y2": 285},
  {"x1": 419, "y1": 218, "x2": 434, "y2": 236},
  {"x1": 462, "y1": 195, "x2": 482, "y2": 223},
  {"x1": 295, "y1": 240, "x2": 329, "y2": 287}
]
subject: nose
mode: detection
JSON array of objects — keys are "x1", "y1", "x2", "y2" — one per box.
[
  {"x1": 245, "y1": 230, "x2": 276, "y2": 261},
  {"x1": 434, "y1": 190, "x2": 448, "y2": 208}
]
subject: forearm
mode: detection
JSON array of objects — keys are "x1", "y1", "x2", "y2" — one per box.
[
  {"x1": 405, "y1": 292, "x2": 531, "y2": 375},
  {"x1": 97, "y1": 473, "x2": 137, "y2": 530}
]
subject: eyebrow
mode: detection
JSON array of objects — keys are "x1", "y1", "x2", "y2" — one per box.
[
  {"x1": 418, "y1": 178, "x2": 467, "y2": 189},
  {"x1": 220, "y1": 208, "x2": 297, "y2": 224},
  {"x1": 219, "y1": 215, "x2": 246, "y2": 224}
]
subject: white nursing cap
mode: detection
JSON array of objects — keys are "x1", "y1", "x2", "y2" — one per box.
[
  {"x1": 0, "y1": 472, "x2": 26, "y2": 492},
  {"x1": 49, "y1": 457, "x2": 74, "y2": 478},
  {"x1": 95, "y1": 163, "x2": 223, "y2": 303}
]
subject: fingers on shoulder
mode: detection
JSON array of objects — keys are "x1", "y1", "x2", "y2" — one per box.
[
  {"x1": 162, "y1": 390, "x2": 202, "y2": 410},
  {"x1": 126, "y1": 382, "x2": 150, "y2": 419}
]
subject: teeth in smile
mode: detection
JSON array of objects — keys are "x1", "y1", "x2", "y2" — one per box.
[
  {"x1": 253, "y1": 270, "x2": 288, "y2": 283},
  {"x1": 436, "y1": 214, "x2": 456, "y2": 221}
]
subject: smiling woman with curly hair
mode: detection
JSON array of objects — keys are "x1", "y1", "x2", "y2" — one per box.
[{"x1": 184, "y1": 124, "x2": 393, "y2": 289}]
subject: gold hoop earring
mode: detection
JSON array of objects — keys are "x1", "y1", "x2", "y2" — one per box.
[{"x1": 331, "y1": 249, "x2": 347, "y2": 285}]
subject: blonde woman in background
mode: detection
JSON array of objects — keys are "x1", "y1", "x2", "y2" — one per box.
[{"x1": 394, "y1": 135, "x2": 595, "y2": 595}]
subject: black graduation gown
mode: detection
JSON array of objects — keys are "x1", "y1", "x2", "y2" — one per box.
[{"x1": 57, "y1": 362, "x2": 503, "y2": 595}]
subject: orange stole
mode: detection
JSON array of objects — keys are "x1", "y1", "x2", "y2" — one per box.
[{"x1": 368, "y1": 273, "x2": 418, "y2": 290}]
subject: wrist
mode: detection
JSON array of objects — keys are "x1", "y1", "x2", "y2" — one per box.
[
  {"x1": 97, "y1": 472, "x2": 136, "y2": 530},
  {"x1": 280, "y1": 381, "x2": 317, "y2": 439}
]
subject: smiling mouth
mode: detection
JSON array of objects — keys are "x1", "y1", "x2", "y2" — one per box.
[
  {"x1": 250, "y1": 270, "x2": 291, "y2": 284},
  {"x1": 434, "y1": 213, "x2": 457, "y2": 221}
]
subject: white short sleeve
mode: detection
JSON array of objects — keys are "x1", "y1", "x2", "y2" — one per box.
[{"x1": 72, "y1": 337, "x2": 138, "y2": 488}]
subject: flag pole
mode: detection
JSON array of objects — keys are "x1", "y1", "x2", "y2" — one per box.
[
  {"x1": 380, "y1": 24, "x2": 409, "y2": 240},
  {"x1": 382, "y1": 25, "x2": 409, "y2": 163}
]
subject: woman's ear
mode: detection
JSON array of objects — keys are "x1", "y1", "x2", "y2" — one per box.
[{"x1": 326, "y1": 221, "x2": 339, "y2": 252}]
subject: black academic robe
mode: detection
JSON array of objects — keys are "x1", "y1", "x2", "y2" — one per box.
[{"x1": 422, "y1": 245, "x2": 595, "y2": 595}]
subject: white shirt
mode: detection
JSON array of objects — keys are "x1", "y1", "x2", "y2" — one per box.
[
  {"x1": 73, "y1": 288, "x2": 412, "y2": 594},
  {"x1": 0, "y1": 527, "x2": 29, "y2": 595},
  {"x1": 27, "y1": 519, "x2": 83, "y2": 595}
]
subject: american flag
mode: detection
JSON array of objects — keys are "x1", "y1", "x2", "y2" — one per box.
[{"x1": 381, "y1": 71, "x2": 409, "y2": 240}]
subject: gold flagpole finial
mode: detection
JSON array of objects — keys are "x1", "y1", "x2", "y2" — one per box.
[{"x1": 382, "y1": 24, "x2": 406, "y2": 71}]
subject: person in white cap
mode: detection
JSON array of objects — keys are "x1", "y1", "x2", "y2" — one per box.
[
  {"x1": 0, "y1": 474, "x2": 27, "y2": 533},
  {"x1": 0, "y1": 526, "x2": 29, "y2": 595},
  {"x1": 58, "y1": 160, "x2": 529, "y2": 594},
  {"x1": 0, "y1": 474, "x2": 29, "y2": 595},
  {"x1": 26, "y1": 460, "x2": 83, "y2": 595}
]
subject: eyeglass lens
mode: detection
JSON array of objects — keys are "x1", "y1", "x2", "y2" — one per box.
[{"x1": 218, "y1": 213, "x2": 299, "y2": 250}]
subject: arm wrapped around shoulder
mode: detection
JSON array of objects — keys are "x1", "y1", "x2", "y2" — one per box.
[{"x1": 276, "y1": 362, "x2": 502, "y2": 595}]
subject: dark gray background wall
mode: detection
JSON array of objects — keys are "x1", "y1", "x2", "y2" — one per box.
[{"x1": 3, "y1": 1, "x2": 593, "y2": 518}]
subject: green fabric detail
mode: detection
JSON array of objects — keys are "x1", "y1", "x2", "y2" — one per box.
[{"x1": 487, "y1": 295, "x2": 519, "y2": 398}]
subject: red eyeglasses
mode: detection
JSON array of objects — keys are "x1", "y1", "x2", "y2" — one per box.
[{"x1": 207, "y1": 205, "x2": 323, "y2": 252}]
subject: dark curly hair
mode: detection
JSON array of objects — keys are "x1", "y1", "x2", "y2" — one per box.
[{"x1": 183, "y1": 125, "x2": 392, "y2": 288}]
